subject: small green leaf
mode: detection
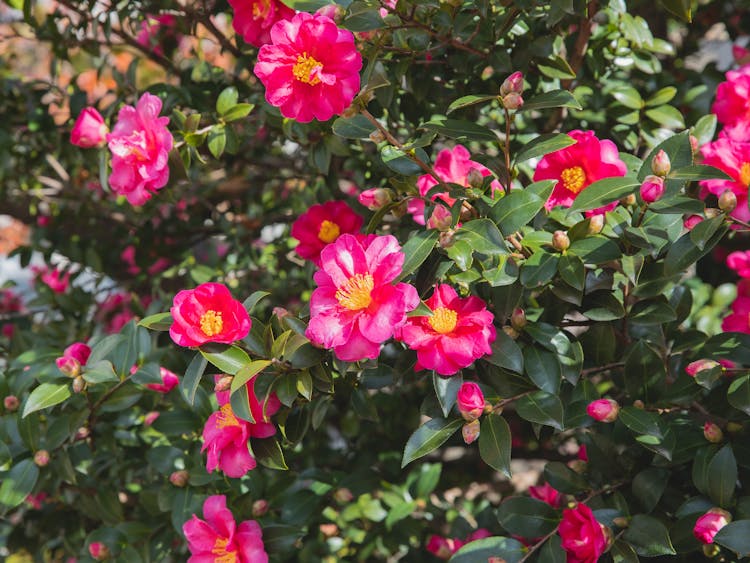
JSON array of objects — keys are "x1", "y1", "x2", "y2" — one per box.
[
  {"x1": 253, "y1": 437, "x2": 288, "y2": 470},
  {"x1": 612, "y1": 87, "x2": 644, "y2": 109},
  {"x1": 180, "y1": 353, "x2": 207, "y2": 406},
  {"x1": 433, "y1": 372, "x2": 462, "y2": 418},
  {"x1": 420, "y1": 118, "x2": 498, "y2": 142},
  {"x1": 332, "y1": 114, "x2": 377, "y2": 139},
  {"x1": 645, "y1": 105, "x2": 685, "y2": 129},
  {"x1": 714, "y1": 520, "x2": 750, "y2": 557},
  {"x1": 230, "y1": 382, "x2": 255, "y2": 423},
  {"x1": 645, "y1": 86, "x2": 677, "y2": 107},
  {"x1": 516, "y1": 391, "x2": 564, "y2": 430},
  {"x1": 446, "y1": 94, "x2": 498, "y2": 114},
  {"x1": 478, "y1": 414, "x2": 512, "y2": 477},
  {"x1": 216, "y1": 86, "x2": 238, "y2": 115},
  {"x1": 138, "y1": 312, "x2": 173, "y2": 331},
  {"x1": 566, "y1": 176, "x2": 641, "y2": 214},
  {"x1": 0, "y1": 460, "x2": 39, "y2": 508},
  {"x1": 491, "y1": 187, "x2": 547, "y2": 236},
  {"x1": 515, "y1": 133, "x2": 577, "y2": 163},
  {"x1": 537, "y1": 55, "x2": 577, "y2": 79},
  {"x1": 380, "y1": 145, "x2": 429, "y2": 175},
  {"x1": 199, "y1": 344, "x2": 251, "y2": 375},
  {"x1": 619, "y1": 406, "x2": 663, "y2": 438},
  {"x1": 232, "y1": 360, "x2": 272, "y2": 393},
  {"x1": 395, "y1": 229, "x2": 439, "y2": 282},
  {"x1": 455, "y1": 219, "x2": 508, "y2": 255},
  {"x1": 243, "y1": 291, "x2": 271, "y2": 314},
  {"x1": 519, "y1": 90, "x2": 582, "y2": 112},
  {"x1": 208, "y1": 125, "x2": 226, "y2": 159},
  {"x1": 707, "y1": 445, "x2": 737, "y2": 508},
  {"x1": 449, "y1": 536, "x2": 525, "y2": 563},
  {"x1": 22, "y1": 383, "x2": 71, "y2": 417},
  {"x1": 496, "y1": 497, "x2": 560, "y2": 537},
  {"x1": 728, "y1": 375, "x2": 750, "y2": 415},
  {"x1": 402, "y1": 417, "x2": 462, "y2": 467},
  {"x1": 223, "y1": 103, "x2": 254, "y2": 122}
]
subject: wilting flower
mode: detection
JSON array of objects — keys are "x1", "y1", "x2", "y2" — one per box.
[
  {"x1": 426, "y1": 529, "x2": 491, "y2": 560},
  {"x1": 202, "y1": 376, "x2": 281, "y2": 478},
  {"x1": 254, "y1": 12, "x2": 362, "y2": 122},
  {"x1": 699, "y1": 135, "x2": 750, "y2": 222},
  {"x1": 693, "y1": 508, "x2": 731, "y2": 544},
  {"x1": 145, "y1": 367, "x2": 180, "y2": 393},
  {"x1": 229, "y1": 0, "x2": 294, "y2": 47},
  {"x1": 70, "y1": 108, "x2": 108, "y2": 148},
  {"x1": 56, "y1": 342, "x2": 91, "y2": 376},
  {"x1": 456, "y1": 382, "x2": 486, "y2": 421},
  {"x1": 170, "y1": 282, "x2": 251, "y2": 347},
  {"x1": 306, "y1": 234, "x2": 419, "y2": 361},
  {"x1": 586, "y1": 399, "x2": 620, "y2": 423},
  {"x1": 712, "y1": 65, "x2": 750, "y2": 141},
  {"x1": 559, "y1": 503, "x2": 609, "y2": 563},
  {"x1": 291, "y1": 201, "x2": 363, "y2": 265},
  {"x1": 183, "y1": 495, "x2": 269, "y2": 563},
  {"x1": 534, "y1": 129, "x2": 628, "y2": 214},
  {"x1": 396, "y1": 284, "x2": 496, "y2": 376},
  {"x1": 528, "y1": 482, "x2": 562, "y2": 508},
  {"x1": 107, "y1": 92, "x2": 173, "y2": 205},
  {"x1": 409, "y1": 145, "x2": 501, "y2": 225}
]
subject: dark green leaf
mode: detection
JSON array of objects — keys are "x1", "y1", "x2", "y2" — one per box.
[
  {"x1": 567, "y1": 177, "x2": 640, "y2": 214},
  {"x1": 496, "y1": 497, "x2": 560, "y2": 537},
  {"x1": 714, "y1": 520, "x2": 750, "y2": 557},
  {"x1": 558, "y1": 254, "x2": 585, "y2": 291},
  {"x1": 22, "y1": 383, "x2": 71, "y2": 417},
  {"x1": 484, "y1": 330, "x2": 524, "y2": 374},
  {"x1": 395, "y1": 229, "x2": 439, "y2": 282},
  {"x1": 479, "y1": 414, "x2": 512, "y2": 477},
  {"x1": 632, "y1": 467, "x2": 670, "y2": 512},
  {"x1": 728, "y1": 375, "x2": 750, "y2": 416},
  {"x1": 543, "y1": 461, "x2": 589, "y2": 493},
  {"x1": 491, "y1": 187, "x2": 548, "y2": 236},
  {"x1": 521, "y1": 252, "x2": 560, "y2": 287},
  {"x1": 449, "y1": 536, "x2": 525, "y2": 563},
  {"x1": 446, "y1": 94, "x2": 498, "y2": 114},
  {"x1": 523, "y1": 348, "x2": 561, "y2": 394},
  {"x1": 515, "y1": 133, "x2": 577, "y2": 163},
  {"x1": 433, "y1": 372, "x2": 462, "y2": 418},
  {"x1": 332, "y1": 114, "x2": 376, "y2": 139},
  {"x1": 619, "y1": 407, "x2": 663, "y2": 438},
  {"x1": 402, "y1": 417, "x2": 462, "y2": 467},
  {"x1": 230, "y1": 382, "x2": 255, "y2": 423},
  {"x1": 519, "y1": 90, "x2": 582, "y2": 112},
  {"x1": 707, "y1": 445, "x2": 737, "y2": 508},
  {"x1": 669, "y1": 165, "x2": 732, "y2": 181},
  {"x1": 138, "y1": 312, "x2": 173, "y2": 331},
  {"x1": 455, "y1": 219, "x2": 508, "y2": 255},
  {"x1": 516, "y1": 391, "x2": 564, "y2": 430},
  {"x1": 253, "y1": 437, "x2": 288, "y2": 470},
  {"x1": 0, "y1": 460, "x2": 39, "y2": 508},
  {"x1": 622, "y1": 514, "x2": 676, "y2": 556},
  {"x1": 380, "y1": 145, "x2": 429, "y2": 175},
  {"x1": 180, "y1": 353, "x2": 207, "y2": 406},
  {"x1": 421, "y1": 118, "x2": 498, "y2": 142},
  {"x1": 243, "y1": 291, "x2": 270, "y2": 314},
  {"x1": 665, "y1": 224, "x2": 729, "y2": 275}
]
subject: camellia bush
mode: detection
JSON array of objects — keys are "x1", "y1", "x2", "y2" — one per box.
[{"x1": 5, "y1": 0, "x2": 750, "y2": 561}]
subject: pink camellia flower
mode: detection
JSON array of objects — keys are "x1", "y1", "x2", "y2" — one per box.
[
  {"x1": 145, "y1": 367, "x2": 180, "y2": 393},
  {"x1": 685, "y1": 359, "x2": 721, "y2": 377},
  {"x1": 135, "y1": 14, "x2": 178, "y2": 56},
  {"x1": 426, "y1": 529, "x2": 491, "y2": 560},
  {"x1": 170, "y1": 282, "x2": 251, "y2": 347},
  {"x1": 70, "y1": 108, "x2": 108, "y2": 148},
  {"x1": 559, "y1": 503, "x2": 609, "y2": 563},
  {"x1": 202, "y1": 376, "x2": 281, "y2": 478},
  {"x1": 254, "y1": 12, "x2": 362, "y2": 122},
  {"x1": 528, "y1": 482, "x2": 562, "y2": 508},
  {"x1": 229, "y1": 0, "x2": 294, "y2": 47},
  {"x1": 457, "y1": 382, "x2": 485, "y2": 421},
  {"x1": 586, "y1": 399, "x2": 620, "y2": 423},
  {"x1": 183, "y1": 495, "x2": 268, "y2": 563},
  {"x1": 107, "y1": 92, "x2": 173, "y2": 206},
  {"x1": 88, "y1": 542, "x2": 109, "y2": 561},
  {"x1": 56, "y1": 342, "x2": 91, "y2": 376},
  {"x1": 26, "y1": 492, "x2": 48, "y2": 510},
  {"x1": 699, "y1": 134, "x2": 750, "y2": 222},
  {"x1": 409, "y1": 145, "x2": 502, "y2": 225},
  {"x1": 727, "y1": 250, "x2": 750, "y2": 277},
  {"x1": 34, "y1": 266, "x2": 70, "y2": 294},
  {"x1": 291, "y1": 201, "x2": 364, "y2": 265},
  {"x1": 534, "y1": 129, "x2": 628, "y2": 215},
  {"x1": 693, "y1": 508, "x2": 731, "y2": 544},
  {"x1": 722, "y1": 291, "x2": 750, "y2": 333},
  {"x1": 640, "y1": 175, "x2": 665, "y2": 203},
  {"x1": 712, "y1": 65, "x2": 750, "y2": 141},
  {"x1": 578, "y1": 444, "x2": 588, "y2": 461},
  {"x1": 306, "y1": 234, "x2": 419, "y2": 361},
  {"x1": 396, "y1": 284, "x2": 496, "y2": 376}
]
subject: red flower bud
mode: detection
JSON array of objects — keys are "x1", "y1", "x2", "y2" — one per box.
[
  {"x1": 510, "y1": 308, "x2": 527, "y2": 330},
  {"x1": 34, "y1": 450, "x2": 50, "y2": 467},
  {"x1": 3, "y1": 395, "x2": 19, "y2": 412},
  {"x1": 169, "y1": 470, "x2": 189, "y2": 487},
  {"x1": 358, "y1": 188, "x2": 392, "y2": 211},
  {"x1": 703, "y1": 421, "x2": 723, "y2": 443},
  {"x1": 88, "y1": 541, "x2": 110, "y2": 561},
  {"x1": 693, "y1": 508, "x2": 731, "y2": 544},
  {"x1": 457, "y1": 382, "x2": 485, "y2": 421},
  {"x1": 252, "y1": 499, "x2": 269, "y2": 517},
  {"x1": 586, "y1": 399, "x2": 620, "y2": 423},
  {"x1": 71, "y1": 108, "x2": 108, "y2": 148},
  {"x1": 640, "y1": 175, "x2": 665, "y2": 203},
  {"x1": 500, "y1": 71, "x2": 524, "y2": 96},
  {"x1": 501, "y1": 92, "x2": 524, "y2": 110},
  {"x1": 686, "y1": 359, "x2": 720, "y2": 377}
]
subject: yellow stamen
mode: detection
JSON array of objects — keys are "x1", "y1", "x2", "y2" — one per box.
[
  {"x1": 252, "y1": 0, "x2": 270, "y2": 18},
  {"x1": 428, "y1": 307, "x2": 458, "y2": 334},
  {"x1": 212, "y1": 537, "x2": 238, "y2": 563},
  {"x1": 200, "y1": 310, "x2": 223, "y2": 337},
  {"x1": 293, "y1": 53, "x2": 323, "y2": 85},
  {"x1": 216, "y1": 403, "x2": 240, "y2": 430},
  {"x1": 318, "y1": 220, "x2": 341, "y2": 243},
  {"x1": 560, "y1": 166, "x2": 587, "y2": 194},
  {"x1": 740, "y1": 163, "x2": 750, "y2": 187},
  {"x1": 336, "y1": 273, "x2": 374, "y2": 311}
]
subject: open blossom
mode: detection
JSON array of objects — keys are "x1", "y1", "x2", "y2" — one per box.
[
  {"x1": 528, "y1": 482, "x2": 562, "y2": 508},
  {"x1": 699, "y1": 134, "x2": 750, "y2": 222},
  {"x1": 56, "y1": 342, "x2": 91, "y2": 376},
  {"x1": 712, "y1": 65, "x2": 750, "y2": 141},
  {"x1": 202, "y1": 376, "x2": 280, "y2": 477},
  {"x1": 409, "y1": 145, "x2": 502, "y2": 225},
  {"x1": 145, "y1": 367, "x2": 180, "y2": 393},
  {"x1": 254, "y1": 12, "x2": 362, "y2": 122},
  {"x1": 291, "y1": 201, "x2": 363, "y2": 265},
  {"x1": 34, "y1": 266, "x2": 70, "y2": 293},
  {"x1": 170, "y1": 282, "x2": 251, "y2": 347},
  {"x1": 107, "y1": 92, "x2": 173, "y2": 206},
  {"x1": 396, "y1": 284, "x2": 496, "y2": 376},
  {"x1": 559, "y1": 503, "x2": 609, "y2": 563},
  {"x1": 70, "y1": 108, "x2": 108, "y2": 148},
  {"x1": 722, "y1": 284, "x2": 750, "y2": 334},
  {"x1": 229, "y1": 0, "x2": 294, "y2": 47},
  {"x1": 457, "y1": 382, "x2": 485, "y2": 421},
  {"x1": 534, "y1": 129, "x2": 628, "y2": 215},
  {"x1": 183, "y1": 495, "x2": 268, "y2": 563},
  {"x1": 426, "y1": 529, "x2": 491, "y2": 560},
  {"x1": 693, "y1": 508, "x2": 731, "y2": 544},
  {"x1": 306, "y1": 234, "x2": 419, "y2": 361},
  {"x1": 727, "y1": 250, "x2": 750, "y2": 278}
]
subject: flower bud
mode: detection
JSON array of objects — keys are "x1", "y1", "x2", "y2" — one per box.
[
  {"x1": 502, "y1": 325, "x2": 519, "y2": 339},
  {"x1": 427, "y1": 205, "x2": 453, "y2": 231},
  {"x1": 702, "y1": 543, "x2": 721, "y2": 557},
  {"x1": 252, "y1": 499, "x2": 269, "y2": 517},
  {"x1": 143, "y1": 411, "x2": 160, "y2": 426},
  {"x1": 457, "y1": 382, "x2": 485, "y2": 421},
  {"x1": 685, "y1": 359, "x2": 720, "y2": 377},
  {"x1": 320, "y1": 523, "x2": 339, "y2": 538},
  {"x1": 34, "y1": 450, "x2": 50, "y2": 467},
  {"x1": 88, "y1": 542, "x2": 110, "y2": 561},
  {"x1": 586, "y1": 399, "x2": 620, "y2": 423},
  {"x1": 633, "y1": 400, "x2": 645, "y2": 409},
  {"x1": 719, "y1": 190, "x2": 738, "y2": 212},
  {"x1": 500, "y1": 71, "x2": 524, "y2": 96},
  {"x1": 694, "y1": 508, "x2": 731, "y2": 544},
  {"x1": 368, "y1": 130, "x2": 386, "y2": 143},
  {"x1": 214, "y1": 375, "x2": 233, "y2": 393},
  {"x1": 501, "y1": 92, "x2": 524, "y2": 110},
  {"x1": 552, "y1": 230, "x2": 570, "y2": 252},
  {"x1": 72, "y1": 376, "x2": 86, "y2": 394},
  {"x1": 70, "y1": 108, "x2": 109, "y2": 148},
  {"x1": 4, "y1": 395, "x2": 19, "y2": 412},
  {"x1": 438, "y1": 229, "x2": 456, "y2": 249},
  {"x1": 358, "y1": 188, "x2": 392, "y2": 210},
  {"x1": 340, "y1": 105, "x2": 358, "y2": 119},
  {"x1": 612, "y1": 517, "x2": 630, "y2": 528},
  {"x1": 651, "y1": 150, "x2": 671, "y2": 177},
  {"x1": 467, "y1": 168, "x2": 485, "y2": 189},
  {"x1": 703, "y1": 421, "x2": 723, "y2": 443},
  {"x1": 56, "y1": 356, "x2": 81, "y2": 377},
  {"x1": 481, "y1": 66, "x2": 494, "y2": 81},
  {"x1": 690, "y1": 135, "x2": 699, "y2": 154},
  {"x1": 640, "y1": 175, "x2": 665, "y2": 203},
  {"x1": 705, "y1": 208, "x2": 721, "y2": 219},
  {"x1": 684, "y1": 214, "x2": 703, "y2": 230},
  {"x1": 462, "y1": 419, "x2": 481, "y2": 444},
  {"x1": 75, "y1": 426, "x2": 90, "y2": 440},
  {"x1": 620, "y1": 193, "x2": 637, "y2": 206},
  {"x1": 587, "y1": 214, "x2": 605, "y2": 235},
  {"x1": 510, "y1": 308, "x2": 527, "y2": 331},
  {"x1": 567, "y1": 459, "x2": 587, "y2": 473},
  {"x1": 334, "y1": 488, "x2": 353, "y2": 504},
  {"x1": 169, "y1": 470, "x2": 189, "y2": 487},
  {"x1": 315, "y1": 3, "x2": 344, "y2": 22}
]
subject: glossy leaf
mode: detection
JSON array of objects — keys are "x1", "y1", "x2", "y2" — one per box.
[
  {"x1": 402, "y1": 417, "x2": 462, "y2": 467},
  {"x1": 22, "y1": 383, "x2": 71, "y2": 417},
  {"x1": 566, "y1": 176, "x2": 641, "y2": 214},
  {"x1": 478, "y1": 414, "x2": 512, "y2": 477}
]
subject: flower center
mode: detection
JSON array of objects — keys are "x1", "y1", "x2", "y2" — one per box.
[
  {"x1": 560, "y1": 166, "x2": 587, "y2": 194},
  {"x1": 200, "y1": 310, "x2": 223, "y2": 337},
  {"x1": 216, "y1": 403, "x2": 241, "y2": 430},
  {"x1": 428, "y1": 307, "x2": 458, "y2": 334},
  {"x1": 293, "y1": 53, "x2": 323, "y2": 85},
  {"x1": 740, "y1": 163, "x2": 750, "y2": 187},
  {"x1": 318, "y1": 220, "x2": 341, "y2": 243},
  {"x1": 336, "y1": 273, "x2": 374, "y2": 311},
  {"x1": 212, "y1": 537, "x2": 238, "y2": 563},
  {"x1": 252, "y1": 0, "x2": 270, "y2": 18}
]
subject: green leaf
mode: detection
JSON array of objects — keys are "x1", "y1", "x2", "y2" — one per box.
[
  {"x1": 543, "y1": 461, "x2": 589, "y2": 493},
  {"x1": 645, "y1": 105, "x2": 685, "y2": 129},
  {"x1": 537, "y1": 55, "x2": 577, "y2": 79},
  {"x1": 231, "y1": 360, "x2": 272, "y2": 393},
  {"x1": 519, "y1": 90, "x2": 582, "y2": 112},
  {"x1": 515, "y1": 133, "x2": 577, "y2": 164},
  {"x1": 728, "y1": 375, "x2": 750, "y2": 415},
  {"x1": 692, "y1": 114, "x2": 717, "y2": 145},
  {"x1": 646, "y1": 86, "x2": 677, "y2": 107},
  {"x1": 446, "y1": 94, "x2": 498, "y2": 114},
  {"x1": 243, "y1": 290, "x2": 270, "y2": 314},
  {"x1": 342, "y1": 4, "x2": 384, "y2": 31},
  {"x1": 455, "y1": 219, "x2": 508, "y2": 255},
  {"x1": 223, "y1": 103, "x2": 254, "y2": 122},
  {"x1": 420, "y1": 118, "x2": 498, "y2": 143},
  {"x1": 332, "y1": 114, "x2": 377, "y2": 139},
  {"x1": 566, "y1": 176, "x2": 641, "y2": 214},
  {"x1": 0, "y1": 459, "x2": 39, "y2": 508},
  {"x1": 516, "y1": 391, "x2": 564, "y2": 430},
  {"x1": 714, "y1": 520, "x2": 750, "y2": 557},
  {"x1": 216, "y1": 86, "x2": 238, "y2": 115},
  {"x1": 478, "y1": 414, "x2": 512, "y2": 477},
  {"x1": 632, "y1": 467, "x2": 670, "y2": 512},
  {"x1": 484, "y1": 330, "x2": 524, "y2": 373},
  {"x1": 230, "y1": 382, "x2": 255, "y2": 423},
  {"x1": 433, "y1": 372, "x2": 462, "y2": 418},
  {"x1": 380, "y1": 145, "x2": 429, "y2": 175},
  {"x1": 280, "y1": 0, "x2": 331, "y2": 10},
  {"x1": 208, "y1": 125, "x2": 226, "y2": 159},
  {"x1": 611, "y1": 540, "x2": 640, "y2": 563},
  {"x1": 665, "y1": 223, "x2": 729, "y2": 275},
  {"x1": 619, "y1": 406, "x2": 663, "y2": 438},
  {"x1": 496, "y1": 497, "x2": 560, "y2": 537},
  {"x1": 395, "y1": 229, "x2": 439, "y2": 282},
  {"x1": 523, "y1": 347, "x2": 562, "y2": 394},
  {"x1": 612, "y1": 87, "x2": 644, "y2": 109},
  {"x1": 669, "y1": 165, "x2": 733, "y2": 181},
  {"x1": 629, "y1": 299, "x2": 677, "y2": 325},
  {"x1": 707, "y1": 445, "x2": 737, "y2": 508},
  {"x1": 180, "y1": 353, "x2": 207, "y2": 406},
  {"x1": 402, "y1": 417, "x2": 462, "y2": 467},
  {"x1": 138, "y1": 312, "x2": 173, "y2": 331},
  {"x1": 253, "y1": 437, "x2": 288, "y2": 470},
  {"x1": 83, "y1": 360, "x2": 119, "y2": 384},
  {"x1": 491, "y1": 188, "x2": 547, "y2": 236},
  {"x1": 449, "y1": 536, "x2": 525, "y2": 563},
  {"x1": 558, "y1": 254, "x2": 585, "y2": 291},
  {"x1": 520, "y1": 252, "x2": 560, "y2": 287},
  {"x1": 622, "y1": 514, "x2": 676, "y2": 556},
  {"x1": 22, "y1": 383, "x2": 71, "y2": 417},
  {"x1": 199, "y1": 344, "x2": 251, "y2": 375}
]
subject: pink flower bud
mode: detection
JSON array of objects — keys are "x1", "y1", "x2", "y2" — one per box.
[
  {"x1": 252, "y1": 499, "x2": 269, "y2": 517},
  {"x1": 56, "y1": 356, "x2": 81, "y2": 377},
  {"x1": 88, "y1": 541, "x2": 110, "y2": 561},
  {"x1": 315, "y1": 3, "x2": 344, "y2": 22},
  {"x1": 462, "y1": 419, "x2": 481, "y2": 444},
  {"x1": 686, "y1": 359, "x2": 720, "y2": 377},
  {"x1": 34, "y1": 450, "x2": 50, "y2": 467},
  {"x1": 640, "y1": 175, "x2": 665, "y2": 203},
  {"x1": 703, "y1": 421, "x2": 723, "y2": 443},
  {"x1": 4, "y1": 395, "x2": 19, "y2": 412},
  {"x1": 358, "y1": 188, "x2": 391, "y2": 211},
  {"x1": 552, "y1": 230, "x2": 570, "y2": 252},
  {"x1": 426, "y1": 535, "x2": 454, "y2": 560},
  {"x1": 689, "y1": 135, "x2": 699, "y2": 154},
  {"x1": 500, "y1": 71, "x2": 524, "y2": 96},
  {"x1": 719, "y1": 190, "x2": 738, "y2": 212},
  {"x1": 693, "y1": 508, "x2": 731, "y2": 544},
  {"x1": 501, "y1": 92, "x2": 524, "y2": 110},
  {"x1": 651, "y1": 150, "x2": 671, "y2": 177},
  {"x1": 75, "y1": 426, "x2": 90, "y2": 440},
  {"x1": 334, "y1": 488, "x2": 353, "y2": 503},
  {"x1": 466, "y1": 168, "x2": 485, "y2": 189},
  {"x1": 169, "y1": 470, "x2": 189, "y2": 487},
  {"x1": 427, "y1": 205, "x2": 453, "y2": 231},
  {"x1": 143, "y1": 411, "x2": 160, "y2": 426},
  {"x1": 586, "y1": 399, "x2": 620, "y2": 422},
  {"x1": 214, "y1": 375, "x2": 233, "y2": 393},
  {"x1": 620, "y1": 193, "x2": 637, "y2": 206},
  {"x1": 457, "y1": 382, "x2": 485, "y2": 421},
  {"x1": 511, "y1": 308, "x2": 527, "y2": 330},
  {"x1": 70, "y1": 108, "x2": 109, "y2": 148},
  {"x1": 733, "y1": 45, "x2": 750, "y2": 64},
  {"x1": 684, "y1": 214, "x2": 703, "y2": 230}
]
